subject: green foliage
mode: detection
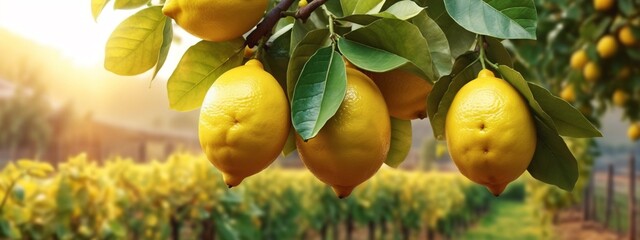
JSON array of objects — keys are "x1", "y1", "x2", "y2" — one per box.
[
  {"x1": 104, "y1": 7, "x2": 169, "y2": 76},
  {"x1": 0, "y1": 155, "x2": 493, "y2": 239},
  {"x1": 167, "y1": 40, "x2": 244, "y2": 111},
  {"x1": 95, "y1": 0, "x2": 604, "y2": 193},
  {"x1": 384, "y1": 118, "x2": 412, "y2": 168},
  {"x1": 291, "y1": 46, "x2": 346, "y2": 140},
  {"x1": 445, "y1": 0, "x2": 538, "y2": 40}
]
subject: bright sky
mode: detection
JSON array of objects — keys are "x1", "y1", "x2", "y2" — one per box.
[{"x1": 0, "y1": 0, "x2": 196, "y2": 77}]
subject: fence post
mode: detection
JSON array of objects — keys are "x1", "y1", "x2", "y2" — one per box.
[
  {"x1": 630, "y1": 153, "x2": 636, "y2": 240},
  {"x1": 605, "y1": 163, "x2": 614, "y2": 228}
]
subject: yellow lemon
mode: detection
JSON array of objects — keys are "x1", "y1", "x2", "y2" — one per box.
[
  {"x1": 612, "y1": 89, "x2": 629, "y2": 106},
  {"x1": 366, "y1": 70, "x2": 433, "y2": 120},
  {"x1": 298, "y1": 0, "x2": 308, "y2": 8},
  {"x1": 199, "y1": 60, "x2": 289, "y2": 187},
  {"x1": 570, "y1": 50, "x2": 589, "y2": 70},
  {"x1": 629, "y1": 123, "x2": 640, "y2": 141},
  {"x1": 583, "y1": 62, "x2": 601, "y2": 83},
  {"x1": 445, "y1": 69, "x2": 536, "y2": 196},
  {"x1": 594, "y1": 0, "x2": 615, "y2": 11},
  {"x1": 296, "y1": 67, "x2": 390, "y2": 198},
  {"x1": 163, "y1": 0, "x2": 267, "y2": 42},
  {"x1": 619, "y1": 26, "x2": 637, "y2": 46},
  {"x1": 597, "y1": 35, "x2": 618, "y2": 59},
  {"x1": 560, "y1": 85, "x2": 576, "y2": 102}
]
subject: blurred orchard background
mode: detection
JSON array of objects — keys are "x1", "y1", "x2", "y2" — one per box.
[{"x1": 1, "y1": 0, "x2": 640, "y2": 239}]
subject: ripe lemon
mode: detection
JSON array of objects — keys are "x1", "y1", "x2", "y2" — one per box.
[
  {"x1": 445, "y1": 69, "x2": 536, "y2": 196},
  {"x1": 629, "y1": 123, "x2": 640, "y2": 141},
  {"x1": 619, "y1": 26, "x2": 637, "y2": 46},
  {"x1": 612, "y1": 89, "x2": 629, "y2": 106},
  {"x1": 583, "y1": 62, "x2": 601, "y2": 83},
  {"x1": 199, "y1": 60, "x2": 289, "y2": 187},
  {"x1": 570, "y1": 50, "x2": 589, "y2": 70},
  {"x1": 594, "y1": 0, "x2": 615, "y2": 11},
  {"x1": 296, "y1": 67, "x2": 390, "y2": 198},
  {"x1": 366, "y1": 70, "x2": 433, "y2": 120},
  {"x1": 163, "y1": 0, "x2": 267, "y2": 42},
  {"x1": 597, "y1": 35, "x2": 618, "y2": 59},
  {"x1": 560, "y1": 85, "x2": 576, "y2": 102}
]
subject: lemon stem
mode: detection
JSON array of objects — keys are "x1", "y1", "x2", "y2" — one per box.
[
  {"x1": 478, "y1": 35, "x2": 487, "y2": 70},
  {"x1": 329, "y1": 14, "x2": 337, "y2": 42},
  {"x1": 254, "y1": 38, "x2": 267, "y2": 60}
]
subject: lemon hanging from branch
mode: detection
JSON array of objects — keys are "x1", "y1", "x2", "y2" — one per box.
[
  {"x1": 199, "y1": 60, "x2": 290, "y2": 187},
  {"x1": 163, "y1": 0, "x2": 268, "y2": 42},
  {"x1": 445, "y1": 69, "x2": 536, "y2": 196}
]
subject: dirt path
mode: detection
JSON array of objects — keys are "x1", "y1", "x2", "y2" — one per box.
[{"x1": 554, "y1": 209, "x2": 623, "y2": 240}]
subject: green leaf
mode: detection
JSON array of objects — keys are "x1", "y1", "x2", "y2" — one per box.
[
  {"x1": 291, "y1": 46, "x2": 347, "y2": 140},
  {"x1": 427, "y1": 52, "x2": 477, "y2": 123},
  {"x1": 528, "y1": 83, "x2": 602, "y2": 138},
  {"x1": 528, "y1": 118, "x2": 578, "y2": 191},
  {"x1": 497, "y1": 65, "x2": 556, "y2": 132},
  {"x1": 342, "y1": 0, "x2": 385, "y2": 15},
  {"x1": 290, "y1": 14, "x2": 329, "y2": 51},
  {"x1": 287, "y1": 29, "x2": 331, "y2": 99},
  {"x1": 325, "y1": 0, "x2": 344, "y2": 17},
  {"x1": 338, "y1": 0, "x2": 424, "y2": 26},
  {"x1": 411, "y1": 11, "x2": 452, "y2": 77},
  {"x1": 263, "y1": 26, "x2": 292, "y2": 87},
  {"x1": 152, "y1": 18, "x2": 172, "y2": 80},
  {"x1": 345, "y1": 18, "x2": 435, "y2": 81},
  {"x1": 338, "y1": 38, "x2": 408, "y2": 72},
  {"x1": 113, "y1": 0, "x2": 149, "y2": 9},
  {"x1": 579, "y1": 15, "x2": 612, "y2": 42},
  {"x1": 91, "y1": 0, "x2": 110, "y2": 21},
  {"x1": 354, "y1": 0, "x2": 385, "y2": 14},
  {"x1": 167, "y1": 39, "x2": 244, "y2": 111},
  {"x1": 104, "y1": 6, "x2": 166, "y2": 76},
  {"x1": 484, "y1": 37, "x2": 513, "y2": 67},
  {"x1": 429, "y1": 54, "x2": 482, "y2": 140},
  {"x1": 282, "y1": 126, "x2": 297, "y2": 156},
  {"x1": 444, "y1": 0, "x2": 537, "y2": 40},
  {"x1": 426, "y1": 0, "x2": 475, "y2": 57},
  {"x1": 385, "y1": 118, "x2": 412, "y2": 168},
  {"x1": 385, "y1": 0, "x2": 424, "y2": 19}
]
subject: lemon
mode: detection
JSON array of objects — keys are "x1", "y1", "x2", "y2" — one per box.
[
  {"x1": 560, "y1": 85, "x2": 576, "y2": 102},
  {"x1": 366, "y1": 70, "x2": 433, "y2": 120},
  {"x1": 597, "y1": 35, "x2": 618, "y2": 59},
  {"x1": 445, "y1": 69, "x2": 536, "y2": 196},
  {"x1": 583, "y1": 62, "x2": 601, "y2": 83},
  {"x1": 629, "y1": 123, "x2": 640, "y2": 141},
  {"x1": 296, "y1": 67, "x2": 390, "y2": 198},
  {"x1": 594, "y1": 0, "x2": 615, "y2": 11},
  {"x1": 199, "y1": 60, "x2": 289, "y2": 187},
  {"x1": 619, "y1": 26, "x2": 637, "y2": 46},
  {"x1": 163, "y1": 0, "x2": 267, "y2": 42},
  {"x1": 298, "y1": 0, "x2": 308, "y2": 8},
  {"x1": 612, "y1": 89, "x2": 629, "y2": 106},
  {"x1": 570, "y1": 50, "x2": 588, "y2": 70}
]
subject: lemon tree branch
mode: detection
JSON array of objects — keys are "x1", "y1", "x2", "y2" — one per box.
[{"x1": 246, "y1": 0, "x2": 328, "y2": 47}]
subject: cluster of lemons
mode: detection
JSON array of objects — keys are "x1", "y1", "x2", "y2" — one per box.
[
  {"x1": 163, "y1": 0, "x2": 433, "y2": 197},
  {"x1": 161, "y1": 0, "x2": 541, "y2": 197},
  {"x1": 563, "y1": 0, "x2": 640, "y2": 141}
]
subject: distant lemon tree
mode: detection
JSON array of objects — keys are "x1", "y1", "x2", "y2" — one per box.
[{"x1": 92, "y1": 0, "x2": 601, "y2": 196}]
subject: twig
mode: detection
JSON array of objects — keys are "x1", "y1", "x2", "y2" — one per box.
[{"x1": 246, "y1": 0, "x2": 328, "y2": 47}]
